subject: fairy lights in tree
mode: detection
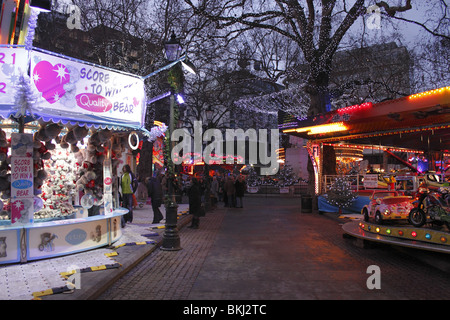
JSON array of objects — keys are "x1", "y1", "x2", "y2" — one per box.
[{"x1": 234, "y1": 84, "x2": 310, "y2": 117}]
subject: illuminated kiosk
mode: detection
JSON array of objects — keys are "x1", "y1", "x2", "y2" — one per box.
[
  {"x1": 0, "y1": 45, "x2": 164, "y2": 264},
  {"x1": 279, "y1": 86, "x2": 450, "y2": 251}
]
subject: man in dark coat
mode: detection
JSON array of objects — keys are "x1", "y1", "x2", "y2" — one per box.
[
  {"x1": 224, "y1": 176, "x2": 236, "y2": 207},
  {"x1": 188, "y1": 177, "x2": 203, "y2": 229},
  {"x1": 235, "y1": 175, "x2": 246, "y2": 208},
  {"x1": 147, "y1": 175, "x2": 164, "y2": 224}
]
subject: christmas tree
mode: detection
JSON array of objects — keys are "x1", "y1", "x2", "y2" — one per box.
[
  {"x1": 275, "y1": 164, "x2": 299, "y2": 187},
  {"x1": 246, "y1": 166, "x2": 261, "y2": 187},
  {"x1": 325, "y1": 176, "x2": 357, "y2": 213},
  {"x1": 14, "y1": 74, "x2": 37, "y2": 118}
]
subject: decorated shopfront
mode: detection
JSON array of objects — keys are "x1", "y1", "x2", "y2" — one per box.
[{"x1": 0, "y1": 45, "x2": 165, "y2": 264}]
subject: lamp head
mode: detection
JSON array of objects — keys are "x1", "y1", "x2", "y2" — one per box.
[{"x1": 164, "y1": 32, "x2": 182, "y2": 62}]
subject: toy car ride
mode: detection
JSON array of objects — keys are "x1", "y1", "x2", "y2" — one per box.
[{"x1": 362, "y1": 191, "x2": 414, "y2": 225}]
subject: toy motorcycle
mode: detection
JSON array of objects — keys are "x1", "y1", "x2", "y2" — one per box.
[{"x1": 408, "y1": 190, "x2": 450, "y2": 230}]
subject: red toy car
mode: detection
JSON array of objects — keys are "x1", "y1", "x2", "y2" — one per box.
[{"x1": 362, "y1": 191, "x2": 414, "y2": 225}]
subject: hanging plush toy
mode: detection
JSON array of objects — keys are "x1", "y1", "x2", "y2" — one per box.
[
  {"x1": 0, "y1": 129, "x2": 9, "y2": 200},
  {"x1": 32, "y1": 123, "x2": 79, "y2": 220}
]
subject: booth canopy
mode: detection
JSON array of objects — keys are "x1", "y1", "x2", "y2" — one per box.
[
  {"x1": 279, "y1": 87, "x2": 450, "y2": 153},
  {"x1": 0, "y1": 46, "x2": 158, "y2": 139}
]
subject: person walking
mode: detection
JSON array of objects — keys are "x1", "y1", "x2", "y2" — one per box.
[
  {"x1": 135, "y1": 176, "x2": 148, "y2": 207},
  {"x1": 147, "y1": 174, "x2": 164, "y2": 224},
  {"x1": 217, "y1": 173, "x2": 224, "y2": 202},
  {"x1": 188, "y1": 177, "x2": 203, "y2": 229},
  {"x1": 224, "y1": 176, "x2": 236, "y2": 207},
  {"x1": 235, "y1": 175, "x2": 246, "y2": 208},
  {"x1": 211, "y1": 176, "x2": 219, "y2": 209},
  {"x1": 121, "y1": 164, "x2": 136, "y2": 223}
]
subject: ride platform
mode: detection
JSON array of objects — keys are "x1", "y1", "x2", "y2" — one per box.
[{"x1": 342, "y1": 220, "x2": 450, "y2": 254}]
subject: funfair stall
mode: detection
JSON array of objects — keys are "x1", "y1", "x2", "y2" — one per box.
[
  {"x1": 279, "y1": 86, "x2": 450, "y2": 252},
  {"x1": 0, "y1": 45, "x2": 164, "y2": 264},
  {"x1": 279, "y1": 87, "x2": 450, "y2": 196}
]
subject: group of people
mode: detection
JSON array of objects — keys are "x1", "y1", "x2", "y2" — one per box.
[
  {"x1": 120, "y1": 165, "x2": 247, "y2": 230},
  {"x1": 211, "y1": 174, "x2": 247, "y2": 208},
  {"x1": 186, "y1": 173, "x2": 247, "y2": 229}
]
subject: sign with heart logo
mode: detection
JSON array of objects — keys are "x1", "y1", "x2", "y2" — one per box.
[
  {"x1": 30, "y1": 50, "x2": 145, "y2": 128},
  {"x1": 33, "y1": 60, "x2": 70, "y2": 104}
]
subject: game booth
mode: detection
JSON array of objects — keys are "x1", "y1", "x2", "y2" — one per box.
[
  {"x1": 279, "y1": 86, "x2": 450, "y2": 253},
  {"x1": 0, "y1": 45, "x2": 165, "y2": 264}
]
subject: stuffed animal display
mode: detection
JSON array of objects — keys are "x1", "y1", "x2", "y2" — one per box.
[
  {"x1": 38, "y1": 147, "x2": 77, "y2": 220},
  {"x1": 32, "y1": 123, "x2": 71, "y2": 220},
  {"x1": 0, "y1": 122, "x2": 128, "y2": 222},
  {"x1": 0, "y1": 128, "x2": 10, "y2": 221}
]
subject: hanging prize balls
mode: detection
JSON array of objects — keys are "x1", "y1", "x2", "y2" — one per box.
[
  {"x1": 80, "y1": 194, "x2": 94, "y2": 209},
  {"x1": 128, "y1": 131, "x2": 139, "y2": 150}
]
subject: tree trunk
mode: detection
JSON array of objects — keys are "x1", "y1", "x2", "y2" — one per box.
[
  {"x1": 305, "y1": 60, "x2": 332, "y2": 116},
  {"x1": 305, "y1": 63, "x2": 336, "y2": 212}
]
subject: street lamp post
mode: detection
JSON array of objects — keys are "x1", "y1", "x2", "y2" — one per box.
[
  {"x1": 161, "y1": 32, "x2": 183, "y2": 251},
  {"x1": 161, "y1": 92, "x2": 181, "y2": 251},
  {"x1": 141, "y1": 31, "x2": 196, "y2": 251},
  {"x1": 203, "y1": 106, "x2": 213, "y2": 212}
]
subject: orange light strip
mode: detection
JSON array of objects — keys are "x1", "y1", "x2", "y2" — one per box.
[
  {"x1": 283, "y1": 122, "x2": 348, "y2": 135},
  {"x1": 408, "y1": 86, "x2": 450, "y2": 100},
  {"x1": 315, "y1": 124, "x2": 450, "y2": 145}
]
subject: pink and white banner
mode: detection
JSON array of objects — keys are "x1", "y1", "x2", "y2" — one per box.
[{"x1": 30, "y1": 50, "x2": 146, "y2": 127}]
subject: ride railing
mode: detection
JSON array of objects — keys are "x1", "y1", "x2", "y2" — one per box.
[{"x1": 322, "y1": 174, "x2": 421, "y2": 195}]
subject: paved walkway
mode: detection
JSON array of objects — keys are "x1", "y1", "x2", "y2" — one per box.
[
  {"x1": 0, "y1": 202, "x2": 190, "y2": 300},
  {"x1": 2, "y1": 196, "x2": 450, "y2": 302},
  {"x1": 98, "y1": 197, "x2": 450, "y2": 301}
]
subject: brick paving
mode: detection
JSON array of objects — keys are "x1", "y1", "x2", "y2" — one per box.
[
  {"x1": 3, "y1": 195, "x2": 450, "y2": 302},
  {"x1": 97, "y1": 196, "x2": 450, "y2": 301},
  {"x1": 98, "y1": 207, "x2": 225, "y2": 300},
  {"x1": 0, "y1": 203, "x2": 189, "y2": 300}
]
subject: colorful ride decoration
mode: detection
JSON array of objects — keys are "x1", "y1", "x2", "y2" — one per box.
[{"x1": 359, "y1": 221, "x2": 450, "y2": 247}]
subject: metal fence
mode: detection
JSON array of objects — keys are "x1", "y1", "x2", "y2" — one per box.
[
  {"x1": 322, "y1": 174, "x2": 422, "y2": 195},
  {"x1": 247, "y1": 182, "x2": 309, "y2": 195}
]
